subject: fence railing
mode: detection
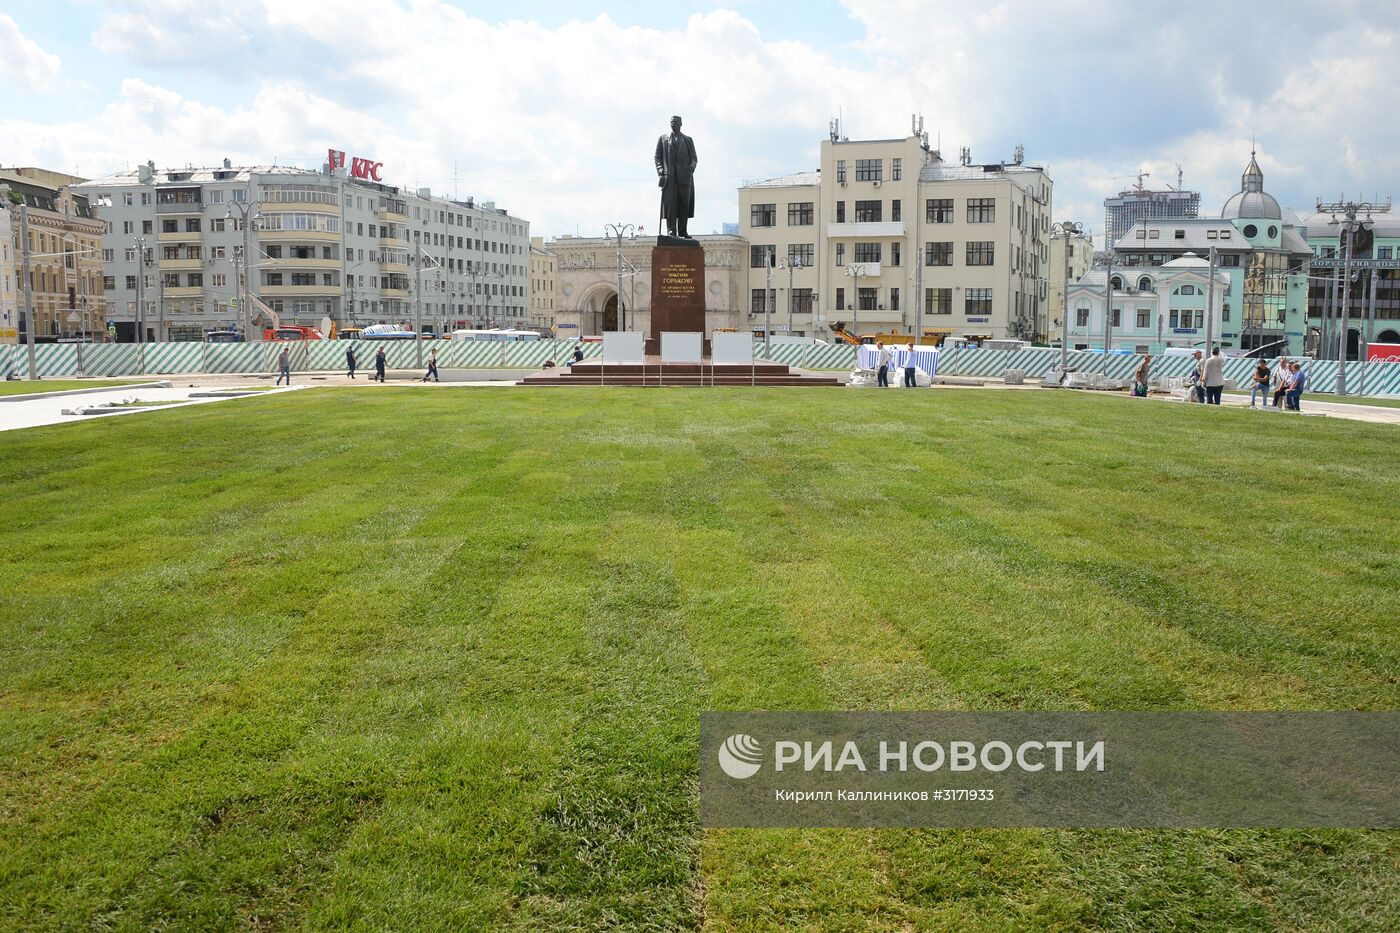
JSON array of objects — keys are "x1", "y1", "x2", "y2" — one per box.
[{"x1": 3, "y1": 340, "x2": 1397, "y2": 397}]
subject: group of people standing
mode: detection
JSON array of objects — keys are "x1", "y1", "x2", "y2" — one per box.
[
  {"x1": 344, "y1": 345, "x2": 389, "y2": 383},
  {"x1": 875, "y1": 342, "x2": 921, "y2": 388},
  {"x1": 1172, "y1": 348, "x2": 1307, "y2": 410}
]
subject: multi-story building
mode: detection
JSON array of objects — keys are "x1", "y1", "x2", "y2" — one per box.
[
  {"x1": 74, "y1": 159, "x2": 529, "y2": 341},
  {"x1": 1048, "y1": 228, "x2": 1094, "y2": 342},
  {"x1": 528, "y1": 237, "x2": 556, "y2": 330},
  {"x1": 1065, "y1": 256, "x2": 1231, "y2": 354},
  {"x1": 739, "y1": 129, "x2": 1052, "y2": 343},
  {"x1": 0, "y1": 168, "x2": 106, "y2": 342},
  {"x1": 1299, "y1": 212, "x2": 1400, "y2": 358},
  {"x1": 1104, "y1": 180, "x2": 1200, "y2": 247},
  {"x1": 1104, "y1": 152, "x2": 1313, "y2": 355}
]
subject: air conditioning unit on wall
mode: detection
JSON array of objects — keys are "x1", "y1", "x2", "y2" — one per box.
[{"x1": 873, "y1": 180, "x2": 882, "y2": 188}]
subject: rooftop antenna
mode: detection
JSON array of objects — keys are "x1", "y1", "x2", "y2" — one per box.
[
  {"x1": 959, "y1": 146, "x2": 971, "y2": 166},
  {"x1": 1013, "y1": 144, "x2": 1025, "y2": 165}
]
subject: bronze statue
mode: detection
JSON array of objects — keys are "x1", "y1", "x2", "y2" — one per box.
[{"x1": 655, "y1": 115, "x2": 698, "y2": 239}]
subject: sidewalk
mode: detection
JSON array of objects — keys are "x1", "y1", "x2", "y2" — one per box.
[{"x1": 1142, "y1": 389, "x2": 1400, "y2": 426}]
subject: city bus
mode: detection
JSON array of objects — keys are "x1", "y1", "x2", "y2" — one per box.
[{"x1": 449, "y1": 329, "x2": 542, "y2": 342}]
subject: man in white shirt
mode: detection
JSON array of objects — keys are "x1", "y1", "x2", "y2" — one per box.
[
  {"x1": 876, "y1": 342, "x2": 891, "y2": 388},
  {"x1": 1202, "y1": 347, "x2": 1227, "y2": 405}
]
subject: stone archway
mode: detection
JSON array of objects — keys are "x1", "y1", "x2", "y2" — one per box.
[
  {"x1": 1377, "y1": 329, "x2": 1400, "y2": 345},
  {"x1": 603, "y1": 294, "x2": 619, "y2": 332}
]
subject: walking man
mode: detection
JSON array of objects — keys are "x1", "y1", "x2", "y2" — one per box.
[
  {"x1": 876, "y1": 341, "x2": 891, "y2": 388},
  {"x1": 1133, "y1": 354, "x2": 1152, "y2": 397},
  {"x1": 276, "y1": 345, "x2": 291, "y2": 386},
  {"x1": 1202, "y1": 347, "x2": 1226, "y2": 405},
  {"x1": 422, "y1": 348, "x2": 439, "y2": 383},
  {"x1": 374, "y1": 346, "x2": 387, "y2": 383},
  {"x1": 346, "y1": 344, "x2": 357, "y2": 379}
]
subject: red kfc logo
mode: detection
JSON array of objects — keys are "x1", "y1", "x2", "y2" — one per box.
[
  {"x1": 327, "y1": 149, "x2": 345, "y2": 171},
  {"x1": 328, "y1": 148, "x2": 383, "y2": 181}
]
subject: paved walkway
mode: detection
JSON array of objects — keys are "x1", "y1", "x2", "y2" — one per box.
[
  {"x1": 0, "y1": 384, "x2": 304, "y2": 433},
  {"x1": 1139, "y1": 389, "x2": 1400, "y2": 426}
]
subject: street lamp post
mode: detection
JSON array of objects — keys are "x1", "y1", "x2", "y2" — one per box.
[
  {"x1": 226, "y1": 194, "x2": 262, "y2": 341},
  {"x1": 779, "y1": 254, "x2": 803, "y2": 337},
  {"x1": 604, "y1": 222, "x2": 635, "y2": 333},
  {"x1": 1052, "y1": 221, "x2": 1084, "y2": 371},
  {"x1": 1318, "y1": 196, "x2": 1390, "y2": 394},
  {"x1": 845, "y1": 263, "x2": 867, "y2": 340},
  {"x1": 134, "y1": 235, "x2": 147, "y2": 346}
]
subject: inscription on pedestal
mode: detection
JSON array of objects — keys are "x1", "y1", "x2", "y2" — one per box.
[{"x1": 648, "y1": 244, "x2": 706, "y2": 354}]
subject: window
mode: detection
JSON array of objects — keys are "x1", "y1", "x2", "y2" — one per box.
[
  {"x1": 162, "y1": 219, "x2": 178, "y2": 233},
  {"x1": 1207, "y1": 230, "x2": 1218, "y2": 239},
  {"x1": 1111, "y1": 308, "x2": 1121, "y2": 327},
  {"x1": 122, "y1": 221, "x2": 134, "y2": 235},
  {"x1": 965, "y1": 288, "x2": 993, "y2": 315},
  {"x1": 291, "y1": 273, "x2": 316, "y2": 286},
  {"x1": 858, "y1": 287, "x2": 877, "y2": 310},
  {"x1": 1174, "y1": 229, "x2": 1185, "y2": 239},
  {"x1": 1110, "y1": 275, "x2": 1123, "y2": 290},
  {"x1": 835, "y1": 243, "x2": 845, "y2": 265},
  {"x1": 102, "y1": 248, "x2": 114, "y2": 262},
  {"x1": 788, "y1": 243, "x2": 814, "y2": 266},
  {"x1": 185, "y1": 218, "x2": 201, "y2": 233},
  {"x1": 890, "y1": 287, "x2": 899, "y2": 311},
  {"x1": 265, "y1": 272, "x2": 283, "y2": 286},
  {"x1": 854, "y1": 242, "x2": 881, "y2": 263},
  {"x1": 1136, "y1": 230, "x2": 1147, "y2": 239},
  {"x1": 750, "y1": 244, "x2": 775, "y2": 268},
  {"x1": 750, "y1": 289, "x2": 767, "y2": 314},
  {"x1": 211, "y1": 218, "x2": 225, "y2": 232},
  {"x1": 835, "y1": 201, "x2": 846, "y2": 223},
  {"x1": 750, "y1": 203, "x2": 776, "y2": 227},
  {"x1": 925, "y1": 242, "x2": 953, "y2": 266},
  {"x1": 855, "y1": 159, "x2": 882, "y2": 182},
  {"x1": 966, "y1": 241, "x2": 995, "y2": 266},
  {"x1": 1175, "y1": 284, "x2": 1197, "y2": 296},
  {"x1": 1136, "y1": 309, "x2": 1151, "y2": 328},
  {"x1": 1243, "y1": 224, "x2": 1258, "y2": 238},
  {"x1": 1076, "y1": 306, "x2": 1089, "y2": 327},
  {"x1": 836, "y1": 287, "x2": 845, "y2": 309},
  {"x1": 854, "y1": 200, "x2": 882, "y2": 223},
  {"x1": 211, "y1": 246, "x2": 225, "y2": 259},
  {"x1": 891, "y1": 243, "x2": 901, "y2": 267},
  {"x1": 1222, "y1": 304, "x2": 1231, "y2": 322},
  {"x1": 103, "y1": 275, "x2": 115, "y2": 290},
  {"x1": 1379, "y1": 247, "x2": 1393, "y2": 260},
  {"x1": 187, "y1": 273, "x2": 203, "y2": 287},
  {"x1": 162, "y1": 273, "x2": 180, "y2": 288},
  {"x1": 892, "y1": 158, "x2": 902, "y2": 181},
  {"x1": 926, "y1": 198, "x2": 954, "y2": 223},
  {"x1": 125, "y1": 275, "x2": 138, "y2": 290},
  {"x1": 925, "y1": 288, "x2": 952, "y2": 315},
  {"x1": 123, "y1": 192, "x2": 133, "y2": 206},
  {"x1": 967, "y1": 198, "x2": 995, "y2": 223},
  {"x1": 787, "y1": 202, "x2": 813, "y2": 225},
  {"x1": 212, "y1": 273, "x2": 226, "y2": 287},
  {"x1": 792, "y1": 289, "x2": 814, "y2": 314},
  {"x1": 1137, "y1": 276, "x2": 1152, "y2": 291},
  {"x1": 836, "y1": 160, "x2": 846, "y2": 184},
  {"x1": 142, "y1": 221, "x2": 153, "y2": 235}
]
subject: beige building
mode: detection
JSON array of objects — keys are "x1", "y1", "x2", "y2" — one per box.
[
  {"x1": 739, "y1": 129, "x2": 1052, "y2": 343},
  {"x1": 1, "y1": 168, "x2": 106, "y2": 343},
  {"x1": 528, "y1": 236, "x2": 556, "y2": 330},
  {"x1": 546, "y1": 234, "x2": 747, "y2": 337},
  {"x1": 1048, "y1": 228, "x2": 1094, "y2": 342}
]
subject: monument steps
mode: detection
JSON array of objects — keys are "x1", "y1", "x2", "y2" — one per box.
[{"x1": 519, "y1": 360, "x2": 841, "y2": 387}]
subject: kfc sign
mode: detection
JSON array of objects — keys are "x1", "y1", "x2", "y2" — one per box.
[{"x1": 328, "y1": 148, "x2": 384, "y2": 182}]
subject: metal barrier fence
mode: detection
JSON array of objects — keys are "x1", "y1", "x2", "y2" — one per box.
[{"x1": 2, "y1": 340, "x2": 1397, "y2": 397}]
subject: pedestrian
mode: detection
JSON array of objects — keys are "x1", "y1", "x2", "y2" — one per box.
[
  {"x1": 374, "y1": 346, "x2": 387, "y2": 383},
  {"x1": 422, "y1": 348, "x2": 439, "y2": 382},
  {"x1": 1248, "y1": 357, "x2": 1271, "y2": 408},
  {"x1": 569, "y1": 346, "x2": 585, "y2": 366},
  {"x1": 1285, "y1": 362, "x2": 1307, "y2": 411},
  {"x1": 876, "y1": 341, "x2": 891, "y2": 388},
  {"x1": 903, "y1": 345, "x2": 918, "y2": 387},
  {"x1": 1133, "y1": 354, "x2": 1152, "y2": 397},
  {"x1": 1202, "y1": 347, "x2": 1226, "y2": 405},
  {"x1": 276, "y1": 345, "x2": 291, "y2": 386},
  {"x1": 345, "y1": 344, "x2": 357, "y2": 379},
  {"x1": 1185, "y1": 350, "x2": 1205, "y2": 403},
  {"x1": 1271, "y1": 357, "x2": 1291, "y2": 408}
]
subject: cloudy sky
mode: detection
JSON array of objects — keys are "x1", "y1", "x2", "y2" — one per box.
[{"x1": 2, "y1": 1, "x2": 1397, "y2": 244}]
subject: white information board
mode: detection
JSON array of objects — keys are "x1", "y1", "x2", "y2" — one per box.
[
  {"x1": 712, "y1": 332, "x2": 754, "y2": 365},
  {"x1": 661, "y1": 331, "x2": 703, "y2": 364},
  {"x1": 602, "y1": 330, "x2": 645, "y2": 364}
]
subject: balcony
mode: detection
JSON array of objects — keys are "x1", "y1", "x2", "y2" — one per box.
[
  {"x1": 378, "y1": 199, "x2": 407, "y2": 222},
  {"x1": 162, "y1": 286, "x2": 204, "y2": 299},
  {"x1": 826, "y1": 221, "x2": 906, "y2": 238},
  {"x1": 269, "y1": 256, "x2": 341, "y2": 270},
  {"x1": 260, "y1": 284, "x2": 342, "y2": 298},
  {"x1": 156, "y1": 200, "x2": 203, "y2": 214},
  {"x1": 158, "y1": 258, "x2": 205, "y2": 271},
  {"x1": 842, "y1": 263, "x2": 882, "y2": 278},
  {"x1": 158, "y1": 230, "x2": 200, "y2": 242},
  {"x1": 260, "y1": 227, "x2": 338, "y2": 241}
]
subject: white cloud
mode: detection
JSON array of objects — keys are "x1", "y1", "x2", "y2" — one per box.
[
  {"x1": 7, "y1": 1, "x2": 1400, "y2": 243},
  {"x1": 0, "y1": 14, "x2": 63, "y2": 90}
]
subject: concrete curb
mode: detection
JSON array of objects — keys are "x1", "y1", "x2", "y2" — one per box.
[{"x1": 0, "y1": 381, "x2": 172, "y2": 403}]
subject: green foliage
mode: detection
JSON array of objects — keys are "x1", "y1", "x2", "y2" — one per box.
[{"x1": 0, "y1": 388, "x2": 1395, "y2": 931}]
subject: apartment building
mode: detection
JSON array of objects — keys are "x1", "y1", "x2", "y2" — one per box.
[
  {"x1": 528, "y1": 237, "x2": 556, "y2": 330},
  {"x1": 75, "y1": 159, "x2": 529, "y2": 341},
  {"x1": 739, "y1": 129, "x2": 1052, "y2": 342},
  {"x1": 1, "y1": 168, "x2": 106, "y2": 343},
  {"x1": 0, "y1": 192, "x2": 14, "y2": 342}
]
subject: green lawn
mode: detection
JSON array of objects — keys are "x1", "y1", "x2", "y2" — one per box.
[
  {"x1": 1, "y1": 388, "x2": 1396, "y2": 931},
  {"x1": 1224, "y1": 389, "x2": 1400, "y2": 409},
  {"x1": 0, "y1": 378, "x2": 138, "y2": 396}
]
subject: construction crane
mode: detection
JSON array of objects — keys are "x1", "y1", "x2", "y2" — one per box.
[{"x1": 1111, "y1": 172, "x2": 1151, "y2": 192}]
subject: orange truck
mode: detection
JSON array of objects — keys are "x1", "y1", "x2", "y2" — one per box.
[{"x1": 263, "y1": 325, "x2": 325, "y2": 341}]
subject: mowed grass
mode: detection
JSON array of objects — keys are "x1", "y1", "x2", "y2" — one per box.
[
  {"x1": 0, "y1": 378, "x2": 138, "y2": 396},
  {"x1": 0, "y1": 387, "x2": 1396, "y2": 931},
  {"x1": 1223, "y1": 389, "x2": 1400, "y2": 410}
]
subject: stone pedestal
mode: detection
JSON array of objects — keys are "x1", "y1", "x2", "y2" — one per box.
[{"x1": 647, "y1": 243, "x2": 706, "y2": 355}]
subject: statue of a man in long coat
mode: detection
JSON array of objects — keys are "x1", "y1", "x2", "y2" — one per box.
[{"x1": 655, "y1": 115, "x2": 698, "y2": 239}]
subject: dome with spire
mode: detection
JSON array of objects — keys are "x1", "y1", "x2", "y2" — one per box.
[{"x1": 1220, "y1": 150, "x2": 1281, "y2": 220}]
